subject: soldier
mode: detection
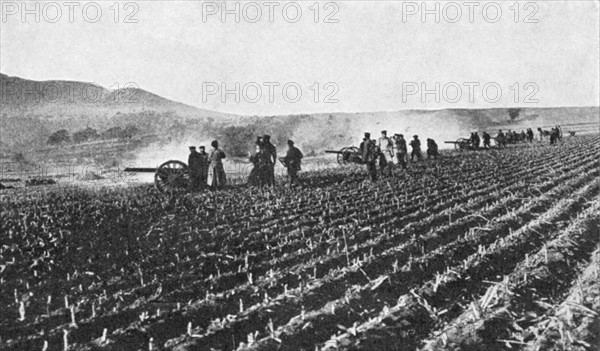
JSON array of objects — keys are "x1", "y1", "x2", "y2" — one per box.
[
  {"x1": 282, "y1": 139, "x2": 303, "y2": 185},
  {"x1": 378, "y1": 130, "x2": 394, "y2": 177},
  {"x1": 209, "y1": 140, "x2": 227, "y2": 189},
  {"x1": 473, "y1": 132, "x2": 481, "y2": 149},
  {"x1": 198, "y1": 146, "x2": 209, "y2": 186},
  {"x1": 247, "y1": 137, "x2": 264, "y2": 187},
  {"x1": 410, "y1": 135, "x2": 422, "y2": 161},
  {"x1": 550, "y1": 127, "x2": 560, "y2": 145},
  {"x1": 496, "y1": 129, "x2": 506, "y2": 148},
  {"x1": 187, "y1": 146, "x2": 202, "y2": 191},
  {"x1": 482, "y1": 132, "x2": 491, "y2": 149},
  {"x1": 426, "y1": 138, "x2": 439, "y2": 159},
  {"x1": 393, "y1": 134, "x2": 407, "y2": 169},
  {"x1": 262, "y1": 135, "x2": 277, "y2": 186},
  {"x1": 506, "y1": 129, "x2": 513, "y2": 144},
  {"x1": 526, "y1": 128, "x2": 534, "y2": 142},
  {"x1": 359, "y1": 132, "x2": 378, "y2": 181}
]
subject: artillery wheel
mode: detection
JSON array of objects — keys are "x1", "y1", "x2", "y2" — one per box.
[
  {"x1": 455, "y1": 138, "x2": 470, "y2": 151},
  {"x1": 154, "y1": 160, "x2": 190, "y2": 194},
  {"x1": 341, "y1": 146, "x2": 359, "y2": 164},
  {"x1": 337, "y1": 147, "x2": 349, "y2": 164}
]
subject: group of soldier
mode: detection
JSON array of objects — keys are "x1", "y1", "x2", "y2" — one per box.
[
  {"x1": 494, "y1": 126, "x2": 562, "y2": 147},
  {"x1": 188, "y1": 134, "x2": 304, "y2": 191},
  {"x1": 547, "y1": 126, "x2": 563, "y2": 145},
  {"x1": 187, "y1": 140, "x2": 227, "y2": 191},
  {"x1": 359, "y1": 131, "x2": 439, "y2": 182},
  {"x1": 189, "y1": 125, "x2": 566, "y2": 189},
  {"x1": 247, "y1": 134, "x2": 304, "y2": 187}
]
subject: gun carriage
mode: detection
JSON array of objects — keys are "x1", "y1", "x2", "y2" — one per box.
[
  {"x1": 125, "y1": 160, "x2": 190, "y2": 194},
  {"x1": 325, "y1": 147, "x2": 363, "y2": 165},
  {"x1": 444, "y1": 138, "x2": 474, "y2": 151}
]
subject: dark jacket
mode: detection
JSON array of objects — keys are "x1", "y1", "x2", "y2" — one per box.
[
  {"x1": 360, "y1": 139, "x2": 377, "y2": 163},
  {"x1": 188, "y1": 151, "x2": 202, "y2": 175},
  {"x1": 263, "y1": 142, "x2": 277, "y2": 164},
  {"x1": 410, "y1": 138, "x2": 421, "y2": 150},
  {"x1": 284, "y1": 146, "x2": 303, "y2": 171}
]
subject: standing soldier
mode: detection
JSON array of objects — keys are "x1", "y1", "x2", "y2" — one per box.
[
  {"x1": 360, "y1": 132, "x2": 378, "y2": 182},
  {"x1": 550, "y1": 127, "x2": 560, "y2": 145},
  {"x1": 393, "y1": 134, "x2": 408, "y2": 169},
  {"x1": 198, "y1": 146, "x2": 209, "y2": 186},
  {"x1": 378, "y1": 130, "x2": 394, "y2": 177},
  {"x1": 282, "y1": 140, "x2": 303, "y2": 185},
  {"x1": 526, "y1": 128, "x2": 534, "y2": 142},
  {"x1": 187, "y1": 146, "x2": 202, "y2": 191},
  {"x1": 426, "y1": 138, "x2": 439, "y2": 159},
  {"x1": 247, "y1": 137, "x2": 263, "y2": 186},
  {"x1": 262, "y1": 135, "x2": 277, "y2": 186},
  {"x1": 482, "y1": 131, "x2": 491, "y2": 149},
  {"x1": 472, "y1": 132, "x2": 481, "y2": 149},
  {"x1": 209, "y1": 140, "x2": 227, "y2": 189},
  {"x1": 496, "y1": 129, "x2": 506, "y2": 148},
  {"x1": 410, "y1": 135, "x2": 422, "y2": 161}
]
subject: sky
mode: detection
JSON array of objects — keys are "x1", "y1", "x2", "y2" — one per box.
[{"x1": 1, "y1": 0, "x2": 599, "y2": 115}]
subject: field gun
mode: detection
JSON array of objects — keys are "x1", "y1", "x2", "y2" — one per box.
[
  {"x1": 125, "y1": 160, "x2": 189, "y2": 194},
  {"x1": 444, "y1": 138, "x2": 474, "y2": 151},
  {"x1": 325, "y1": 147, "x2": 363, "y2": 165}
]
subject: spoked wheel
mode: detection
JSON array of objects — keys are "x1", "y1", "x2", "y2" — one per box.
[
  {"x1": 154, "y1": 160, "x2": 190, "y2": 194},
  {"x1": 337, "y1": 147, "x2": 349, "y2": 164},
  {"x1": 339, "y1": 146, "x2": 359, "y2": 164},
  {"x1": 344, "y1": 146, "x2": 361, "y2": 164},
  {"x1": 455, "y1": 138, "x2": 470, "y2": 151}
]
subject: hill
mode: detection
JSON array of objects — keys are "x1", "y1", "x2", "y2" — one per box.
[
  {"x1": 0, "y1": 73, "x2": 234, "y2": 151},
  {"x1": 0, "y1": 73, "x2": 227, "y2": 118}
]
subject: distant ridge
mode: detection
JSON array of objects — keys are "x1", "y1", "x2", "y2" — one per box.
[{"x1": 0, "y1": 73, "x2": 231, "y2": 119}]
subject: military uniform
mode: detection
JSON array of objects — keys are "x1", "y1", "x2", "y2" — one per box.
[
  {"x1": 262, "y1": 135, "x2": 277, "y2": 186},
  {"x1": 496, "y1": 130, "x2": 506, "y2": 148},
  {"x1": 248, "y1": 140, "x2": 263, "y2": 186},
  {"x1": 283, "y1": 140, "x2": 303, "y2": 185},
  {"x1": 360, "y1": 133, "x2": 378, "y2": 181},
  {"x1": 394, "y1": 134, "x2": 408, "y2": 169},
  {"x1": 198, "y1": 147, "x2": 209, "y2": 186},
  {"x1": 426, "y1": 139, "x2": 439, "y2": 159},
  {"x1": 410, "y1": 136, "x2": 422, "y2": 161},
  {"x1": 209, "y1": 142, "x2": 227, "y2": 188},
  {"x1": 527, "y1": 129, "x2": 534, "y2": 142},
  {"x1": 378, "y1": 131, "x2": 394, "y2": 176},
  {"x1": 482, "y1": 132, "x2": 491, "y2": 149},
  {"x1": 187, "y1": 147, "x2": 202, "y2": 191}
]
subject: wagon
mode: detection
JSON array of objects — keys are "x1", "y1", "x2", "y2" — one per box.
[{"x1": 125, "y1": 160, "x2": 190, "y2": 194}]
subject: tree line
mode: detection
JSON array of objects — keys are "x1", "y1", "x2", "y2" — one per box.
[{"x1": 47, "y1": 125, "x2": 141, "y2": 145}]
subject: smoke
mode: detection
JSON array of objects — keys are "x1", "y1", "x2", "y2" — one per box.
[
  {"x1": 130, "y1": 110, "x2": 473, "y2": 172},
  {"x1": 131, "y1": 137, "x2": 212, "y2": 168}
]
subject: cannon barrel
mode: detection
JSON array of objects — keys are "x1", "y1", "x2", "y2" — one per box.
[
  {"x1": 325, "y1": 150, "x2": 344, "y2": 154},
  {"x1": 444, "y1": 141, "x2": 459, "y2": 144},
  {"x1": 124, "y1": 167, "x2": 158, "y2": 173}
]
